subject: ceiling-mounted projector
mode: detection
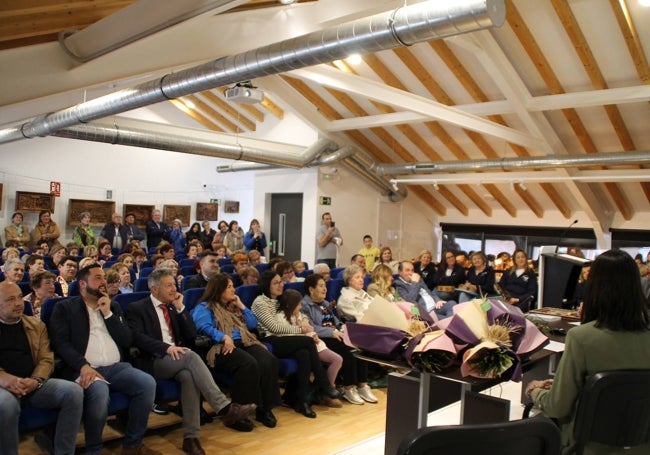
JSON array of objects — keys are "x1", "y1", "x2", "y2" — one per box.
[{"x1": 224, "y1": 86, "x2": 264, "y2": 104}]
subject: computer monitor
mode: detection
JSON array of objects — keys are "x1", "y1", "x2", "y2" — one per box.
[{"x1": 538, "y1": 246, "x2": 591, "y2": 309}]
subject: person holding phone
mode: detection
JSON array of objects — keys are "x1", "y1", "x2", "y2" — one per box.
[{"x1": 316, "y1": 212, "x2": 342, "y2": 269}]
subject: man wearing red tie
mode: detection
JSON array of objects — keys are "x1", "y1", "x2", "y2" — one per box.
[{"x1": 126, "y1": 268, "x2": 255, "y2": 455}]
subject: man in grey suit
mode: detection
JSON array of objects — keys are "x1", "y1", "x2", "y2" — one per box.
[{"x1": 126, "y1": 268, "x2": 255, "y2": 455}]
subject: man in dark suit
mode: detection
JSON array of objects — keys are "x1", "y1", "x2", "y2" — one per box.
[
  {"x1": 100, "y1": 213, "x2": 128, "y2": 252},
  {"x1": 49, "y1": 264, "x2": 159, "y2": 455},
  {"x1": 183, "y1": 252, "x2": 220, "y2": 290},
  {"x1": 145, "y1": 209, "x2": 170, "y2": 250},
  {"x1": 126, "y1": 268, "x2": 255, "y2": 455}
]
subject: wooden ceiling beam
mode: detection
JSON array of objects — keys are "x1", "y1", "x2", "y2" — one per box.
[
  {"x1": 260, "y1": 96, "x2": 284, "y2": 120},
  {"x1": 184, "y1": 94, "x2": 242, "y2": 134},
  {"x1": 169, "y1": 100, "x2": 224, "y2": 133},
  {"x1": 507, "y1": 0, "x2": 633, "y2": 220},
  {"x1": 200, "y1": 91, "x2": 256, "y2": 132},
  {"x1": 514, "y1": 186, "x2": 543, "y2": 218}
]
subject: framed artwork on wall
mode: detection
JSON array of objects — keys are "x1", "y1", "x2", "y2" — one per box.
[
  {"x1": 67, "y1": 199, "x2": 115, "y2": 227},
  {"x1": 15, "y1": 191, "x2": 55, "y2": 213},
  {"x1": 0, "y1": 183, "x2": 3, "y2": 210},
  {"x1": 123, "y1": 204, "x2": 155, "y2": 228},
  {"x1": 163, "y1": 205, "x2": 191, "y2": 227},
  {"x1": 224, "y1": 200, "x2": 239, "y2": 214},
  {"x1": 196, "y1": 203, "x2": 219, "y2": 221}
]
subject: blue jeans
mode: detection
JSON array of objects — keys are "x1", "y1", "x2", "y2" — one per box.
[
  {"x1": 0, "y1": 378, "x2": 83, "y2": 455},
  {"x1": 83, "y1": 362, "x2": 155, "y2": 454}
]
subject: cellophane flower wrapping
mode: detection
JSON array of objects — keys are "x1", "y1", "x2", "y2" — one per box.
[{"x1": 444, "y1": 299, "x2": 548, "y2": 381}]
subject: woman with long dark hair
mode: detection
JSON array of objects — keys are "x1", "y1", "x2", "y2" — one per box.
[
  {"x1": 525, "y1": 250, "x2": 650, "y2": 454},
  {"x1": 191, "y1": 274, "x2": 280, "y2": 430},
  {"x1": 251, "y1": 270, "x2": 341, "y2": 418}
]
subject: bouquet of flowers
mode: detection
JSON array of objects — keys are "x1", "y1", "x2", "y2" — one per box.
[{"x1": 443, "y1": 299, "x2": 549, "y2": 382}]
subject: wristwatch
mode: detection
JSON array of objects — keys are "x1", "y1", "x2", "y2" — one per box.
[{"x1": 31, "y1": 376, "x2": 46, "y2": 389}]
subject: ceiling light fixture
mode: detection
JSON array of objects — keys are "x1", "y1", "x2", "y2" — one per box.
[
  {"x1": 279, "y1": 0, "x2": 298, "y2": 4},
  {"x1": 224, "y1": 81, "x2": 264, "y2": 104},
  {"x1": 347, "y1": 53, "x2": 362, "y2": 65},
  {"x1": 433, "y1": 182, "x2": 440, "y2": 191}
]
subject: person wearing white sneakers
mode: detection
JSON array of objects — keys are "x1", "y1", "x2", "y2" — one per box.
[{"x1": 301, "y1": 273, "x2": 378, "y2": 406}]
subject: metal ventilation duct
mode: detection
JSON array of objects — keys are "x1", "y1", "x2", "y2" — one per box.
[
  {"x1": 53, "y1": 121, "x2": 337, "y2": 168},
  {"x1": 0, "y1": 0, "x2": 505, "y2": 144},
  {"x1": 375, "y1": 151, "x2": 650, "y2": 175}
]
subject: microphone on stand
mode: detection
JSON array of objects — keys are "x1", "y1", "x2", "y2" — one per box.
[{"x1": 554, "y1": 219, "x2": 578, "y2": 254}]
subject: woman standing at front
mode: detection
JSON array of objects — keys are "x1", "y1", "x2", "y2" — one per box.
[
  {"x1": 192, "y1": 274, "x2": 281, "y2": 430},
  {"x1": 32, "y1": 210, "x2": 62, "y2": 248},
  {"x1": 525, "y1": 250, "x2": 650, "y2": 454},
  {"x1": 302, "y1": 273, "x2": 378, "y2": 405},
  {"x1": 251, "y1": 270, "x2": 340, "y2": 418}
]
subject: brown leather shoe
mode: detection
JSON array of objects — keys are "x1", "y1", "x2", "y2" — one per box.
[
  {"x1": 220, "y1": 402, "x2": 257, "y2": 425},
  {"x1": 122, "y1": 445, "x2": 163, "y2": 455},
  {"x1": 182, "y1": 437, "x2": 206, "y2": 455}
]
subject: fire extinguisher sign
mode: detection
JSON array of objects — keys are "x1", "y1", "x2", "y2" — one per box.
[{"x1": 50, "y1": 181, "x2": 61, "y2": 197}]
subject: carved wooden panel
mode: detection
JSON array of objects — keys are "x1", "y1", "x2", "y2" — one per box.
[
  {"x1": 196, "y1": 203, "x2": 219, "y2": 221},
  {"x1": 15, "y1": 191, "x2": 55, "y2": 213},
  {"x1": 67, "y1": 199, "x2": 115, "y2": 227},
  {"x1": 224, "y1": 200, "x2": 240, "y2": 214},
  {"x1": 163, "y1": 205, "x2": 191, "y2": 227}
]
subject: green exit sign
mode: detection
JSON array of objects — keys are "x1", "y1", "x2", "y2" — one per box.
[{"x1": 320, "y1": 196, "x2": 331, "y2": 205}]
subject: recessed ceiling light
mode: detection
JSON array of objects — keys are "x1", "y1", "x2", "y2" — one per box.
[
  {"x1": 279, "y1": 0, "x2": 297, "y2": 5},
  {"x1": 347, "y1": 53, "x2": 362, "y2": 65}
]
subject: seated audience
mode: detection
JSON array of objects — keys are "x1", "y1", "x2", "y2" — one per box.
[
  {"x1": 413, "y1": 249, "x2": 436, "y2": 290},
  {"x1": 373, "y1": 246, "x2": 399, "y2": 273},
  {"x1": 292, "y1": 261, "x2": 306, "y2": 276},
  {"x1": 277, "y1": 260, "x2": 302, "y2": 283},
  {"x1": 117, "y1": 253, "x2": 135, "y2": 272},
  {"x1": 455, "y1": 251, "x2": 470, "y2": 270},
  {"x1": 247, "y1": 250, "x2": 262, "y2": 266},
  {"x1": 32, "y1": 210, "x2": 61, "y2": 249},
  {"x1": 525, "y1": 250, "x2": 650, "y2": 455},
  {"x1": 83, "y1": 245, "x2": 99, "y2": 261},
  {"x1": 78, "y1": 257, "x2": 97, "y2": 270},
  {"x1": 224, "y1": 220, "x2": 245, "y2": 255},
  {"x1": 56, "y1": 255, "x2": 79, "y2": 297},
  {"x1": 127, "y1": 268, "x2": 255, "y2": 448},
  {"x1": 169, "y1": 219, "x2": 187, "y2": 255},
  {"x1": 251, "y1": 270, "x2": 341, "y2": 419},
  {"x1": 232, "y1": 253, "x2": 249, "y2": 275},
  {"x1": 97, "y1": 241, "x2": 113, "y2": 264},
  {"x1": 185, "y1": 243, "x2": 199, "y2": 260},
  {"x1": 184, "y1": 252, "x2": 220, "y2": 290},
  {"x1": 277, "y1": 289, "x2": 343, "y2": 408},
  {"x1": 24, "y1": 270, "x2": 58, "y2": 317},
  {"x1": 1, "y1": 247, "x2": 20, "y2": 270},
  {"x1": 112, "y1": 263, "x2": 133, "y2": 294},
  {"x1": 212, "y1": 243, "x2": 228, "y2": 260},
  {"x1": 498, "y1": 249, "x2": 537, "y2": 312},
  {"x1": 160, "y1": 259, "x2": 183, "y2": 290},
  {"x1": 189, "y1": 239, "x2": 204, "y2": 256},
  {"x1": 366, "y1": 264, "x2": 399, "y2": 301},
  {"x1": 49, "y1": 264, "x2": 159, "y2": 455},
  {"x1": 394, "y1": 261, "x2": 455, "y2": 320},
  {"x1": 105, "y1": 269, "x2": 121, "y2": 298},
  {"x1": 302, "y1": 274, "x2": 377, "y2": 405},
  {"x1": 350, "y1": 254, "x2": 369, "y2": 276},
  {"x1": 458, "y1": 251, "x2": 497, "y2": 302},
  {"x1": 66, "y1": 242, "x2": 80, "y2": 257},
  {"x1": 25, "y1": 254, "x2": 46, "y2": 275},
  {"x1": 2, "y1": 259, "x2": 25, "y2": 284},
  {"x1": 157, "y1": 243, "x2": 176, "y2": 261},
  {"x1": 72, "y1": 211, "x2": 96, "y2": 247},
  {"x1": 239, "y1": 266, "x2": 259, "y2": 286},
  {"x1": 312, "y1": 263, "x2": 331, "y2": 281},
  {"x1": 0, "y1": 282, "x2": 83, "y2": 455},
  {"x1": 337, "y1": 265, "x2": 374, "y2": 322},
  {"x1": 149, "y1": 254, "x2": 165, "y2": 269},
  {"x1": 4, "y1": 212, "x2": 31, "y2": 248},
  {"x1": 47, "y1": 244, "x2": 67, "y2": 270},
  {"x1": 433, "y1": 249, "x2": 466, "y2": 301},
  {"x1": 192, "y1": 273, "x2": 280, "y2": 430},
  {"x1": 358, "y1": 234, "x2": 380, "y2": 272}
]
